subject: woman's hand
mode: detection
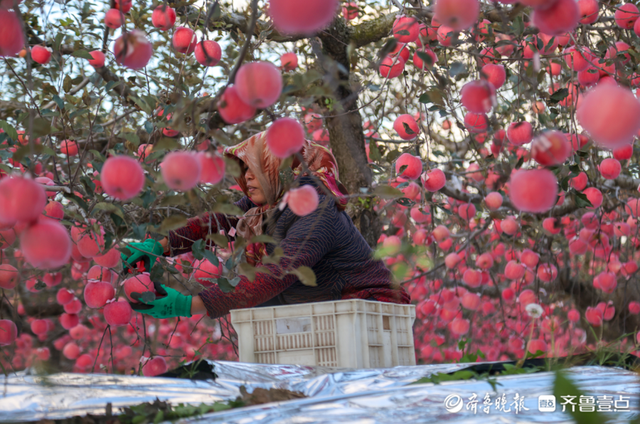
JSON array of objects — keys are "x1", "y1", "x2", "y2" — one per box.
[
  {"x1": 121, "y1": 239, "x2": 164, "y2": 272},
  {"x1": 129, "y1": 282, "x2": 193, "y2": 318}
]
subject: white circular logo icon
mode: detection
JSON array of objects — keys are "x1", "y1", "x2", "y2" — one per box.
[{"x1": 444, "y1": 394, "x2": 464, "y2": 413}]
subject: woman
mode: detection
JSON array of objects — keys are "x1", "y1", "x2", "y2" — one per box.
[{"x1": 124, "y1": 132, "x2": 410, "y2": 319}]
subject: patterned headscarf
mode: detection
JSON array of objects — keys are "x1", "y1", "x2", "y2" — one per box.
[{"x1": 224, "y1": 131, "x2": 348, "y2": 265}]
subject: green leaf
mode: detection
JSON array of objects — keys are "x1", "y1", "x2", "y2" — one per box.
[
  {"x1": 153, "y1": 137, "x2": 180, "y2": 152},
  {"x1": 416, "y1": 51, "x2": 434, "y2": 68},
  {"x1": 52, "y1": 95, "x2": 65, "y2": 110},
  {"x1": 549, "y1": 88, "x2": 569, "y2": 105},
  {"x1": 553, "y1": 371, "x2": 606, "y2": 424},
  {"x1": 123, "y1": 133, "x2": 140, "y2": 147},
  {"x1": 0, "y1": 120, "x2": 18, "y2": 142},
  {"x1": 512, "y1": 15, "x2": 524, "y2": 36},
  {"x1": 396, "y1": 197, "x2": 415, "y2": 207},
  {"x1": 159, "y1": 215, "x2": 188, "y2": 232},
  {"x1": 373, "y1": 185, "x2": 403, "y2": 199},
  {"x1": 203, "y1": 249, "x2": 219, "y2": 267},
  {"x1": 72, "y1": 49, "x2": 94, "y2": 60},
  {"x1": 238, "y1": 262, "x2": 257, "y2": 281},
  {"x1": 291, "y1": 266, "x2": 317, "y2": 287},
  {"x1": 215, "y1": 277, "x2": 236, "y2": 293},
  {"x1": 12, "y1": 143, "x2": 55, "y2": 162},
  {"x1": 449, "y1": 62, "x2": 466, "y2": 77},
  {"x1": 129, "y1": 96, "x2": 152, "y2": 114},
  {"x1": 574, "y1": 191, "x2": 593, "y2": 208},
  {"x1": 64, "y1": 192, "x2": 89, "y2": 211},
  {"x1": 93, "y1": 202, "x2": 124, "y2": 219},
  {"x1": 212, "y1": 203, "x2": 244, "y2": 216},
  {"x1": 32, "y1": 118, "x2": 52, "y2": 138},
  {"x1": 206, "y1": 233, "x2": 229, "y2": 248},
  {"x1": 191, "y1": 239, "x2": 206, "y2": 260},
  {"x1": 402, "y1": 122, "x2": 416, "y2": 135},
  {"x1": 149, "y1": 264, "x2": 164, "y2": 282}
]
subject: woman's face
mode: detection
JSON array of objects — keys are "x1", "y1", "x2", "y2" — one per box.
[{"x1": 245, "y1": 167, "x2": 267, "y2": 205}]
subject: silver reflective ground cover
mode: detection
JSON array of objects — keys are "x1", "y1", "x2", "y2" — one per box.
[{"x1": 0, "y1": 362, "x2": 638, "y2": 423}]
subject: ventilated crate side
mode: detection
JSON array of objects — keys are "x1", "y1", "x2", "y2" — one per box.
[{"x1": 231, "y1": 300, "x2": 416, "y2": 368}]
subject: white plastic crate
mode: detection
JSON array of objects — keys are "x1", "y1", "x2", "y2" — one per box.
[{"x1": 230, "y1": 299, "x2": 416, "y2": 368}]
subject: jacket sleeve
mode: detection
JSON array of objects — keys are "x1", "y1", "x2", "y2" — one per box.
[
  {"x1": 168, "y1": 197, "x2": 254, "y2": 256},
  {"x1": 198, "y1": 199, "x2": 336, "y2": 318}
]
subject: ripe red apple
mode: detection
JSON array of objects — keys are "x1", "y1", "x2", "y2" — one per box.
[
  {"x1": 577, "y1": 84, "x2": 640, "y2": 148},
  {"x1": 31, "y1": 46, "x2": 52, "y2": 64},
  {"x1": 461, "y1": 80, "x2": 495, "y2": 114},
  {"x1": 172, "y1": 27, "x2": 198, "y2": 54},
  {"x1": 450, "y1": 318, "x2": 470, "y2": 336},
  {"x1": 379, "y1": 55, "x2": 406, "y2": 78},
  {"x1": 280, "y1": 52, "x2": 298, "y2": 71},
  {"x1": 599, "y1": 158, "x2": 621, "y2": 179},
  {"x1": 585, "y1": 306, "x2": 603, "y2": 326},
  {"x1": 84, "y1": 281, "x2": 115, "y2": 309},
  {"x1": 124, "y1": 274, "x2": 155, "y2": 303},
  {"x1": 60, "y1": 140, "x2": 78, "y2": 156},
  {"x1": 485, "y1": 192, "x2": 503, "y2": 210},
  {"x1": 105, "y1": 8, "x2": 124, "y2": 29},
  {"x1": 396, "y1": 153, "x2": 422, "y2": 180},
  {"x1": 393, "y1": 115, "x2": 419, "y2": 140},
  {"x1": 60, "y1": 313, "x2": 79, "y2": 329},
  {"x1": 266, "y1": 118, "x2": 305, "y2": 159},
  {"x1": 286, "y1": 185, "x2": 319, "y2": 216},
  {"x1": 152, "y1": 5, "x2": 176, "y2": 31},
  {"x1": 103, "y1": 300, "x2": 132, "y2": 326},
  {"x1": 0, "y1": 175, "x2": 47, "y2": 224},
  {"x1": 114, "y1": 0, "x2": 131, "y2": 13},
  {"x1": 421, "y1": 169, "x2": 446, "y2": 192},
  {"x1": 101, "y1": 155, "x2": 145, "y2": 201},
  {"x1": 193, "y1": 259, "x2": 222, "y2": 286},
  {"x1": 161, "y1": 151, "x2": 201, "y2": 191},
  {"x1": 0, "y1": 319, "x2": 17, "y2": 346},
  {"x1": 142, "y1": 356, "x2": 168, "y2": 376},
  {"x1": 194, "y1": 40, "x2": 221, "y2": 66},
  {"x1": 564, "y1": 46, "x2": 592, "y2": 72},
  {"x1": 537, "y1": 263, "x2": 558, "y2": 282},
  {"x1": 458, "y1": 203, "x2": 476, "y2": 220},
  {"x1": 0, "y1": 10, "x2": 25, "y2": 58},
  {"x1": 218, "y1": 85, "x2": 257, "y2": 124},
  {"x1": 88, "y1": 50, "x2": 105, "y2": 68},
  {"x1": 464, "y1": 113, "x2": 488, "y2": 133},
  {"x1": 20, "y1": 219, "x2": 71, "y2": 270},
  {"x1": 583, "y1": 187, "x2": 602, "y2": 208},
  {"x1": 578, "y1": 0, "x2": 599, "y2": 24},
  {"x1": 113, "y1": 30, "x2": 153, "y2": 70},
  {"x1": 532, "y1": 0, "x2": 579, "y2": 36},
  {"x1": 197, "y1": 152, "x2": 226, "y2": 185},
  {"x1": 235, "y1": 61, "x2": 283, "y2": 108},
  {"x1": 393, "y1": 16, "x2": 420, "y2": 42},
  {"x1": 531, "y1": 130, "x2": 571, "y2": 166},
  {"x1": 0, "y1": 264, "x2": 17, "y2": 289},
  {"x1": 0, "y1": 229, "x2": 15, "y2": 249},
  {"x1": 269, "y1": 0, "x2": 338, "y2": 35},
  {"x1": 413, "y1": 47, "x2": 437, "y2": 70},
  {"x1": 481, "y1": 64, "x2": 506, "y2": 89},
  {"x1": 434, "y1": 0, "x2": 479, "y2": 31},
  {"x1": 615, "y1": 3, "x2": 639, "y2": 29},
  {"x1": 509, "y1": 169, "x2": 558, "y2": 213},
  {"x1": 507, "y1": 121, "x2": 533, "y2": 145},
  {"x1": 63, "y1": 342, "x2": 81, "y2": 360}
]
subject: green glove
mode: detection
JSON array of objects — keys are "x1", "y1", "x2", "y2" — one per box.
[
  {"x1": 129, "y1": 283, "x2": 192, "y2": 319},
  {"x1": 121, "y1": 239, "x2": 164, "y2": 273}
]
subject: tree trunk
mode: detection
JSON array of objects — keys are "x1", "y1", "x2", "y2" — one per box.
[{"x1": 316, "y1": 19, "x2": 381, "y2": 247}]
